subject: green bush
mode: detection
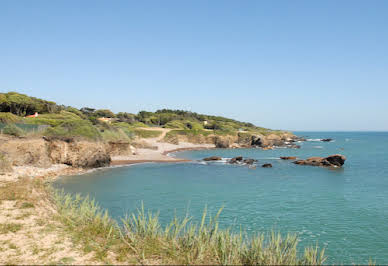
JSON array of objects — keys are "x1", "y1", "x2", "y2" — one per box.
[
  {"x1": 164, "y1": 120, "x2": 186, "y2": 129},
  {"x1": 0, "y1": 112, "x2": 22, "y2": 123},
  {"x1": 2, "y1": 124, "x2": 24, "y2": 137},
  {"x1": 45, "y1": 119, "x2": 101, "y2": 140},
  {"x1": 24, "y1": 110, "x2": 83, "y2": 126},
  {"x1": 133, "y1": 129, "x2": 162, "y2": 138}
]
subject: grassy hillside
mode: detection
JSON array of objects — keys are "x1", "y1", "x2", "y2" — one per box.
[{"x1": 0, "y1": 92, "x2": 285, "y2": 141}]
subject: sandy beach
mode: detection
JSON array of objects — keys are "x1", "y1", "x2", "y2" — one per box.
[{"x1": 111, "y1": 127, "x2": 215, "y2": 166}]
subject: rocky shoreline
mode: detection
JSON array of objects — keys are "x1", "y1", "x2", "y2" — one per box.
[{"x1": 0, "y1": 131, "x2": 343, "y2": 183}]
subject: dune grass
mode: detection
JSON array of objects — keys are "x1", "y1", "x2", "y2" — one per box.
[{"x1": 53, "y1": 190, "x2": 326, "y2": 264}]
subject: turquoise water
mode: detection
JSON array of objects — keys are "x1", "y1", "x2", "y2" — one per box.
[{"x1": 55, "y1": 132, "x2": 388, "y2": 264}]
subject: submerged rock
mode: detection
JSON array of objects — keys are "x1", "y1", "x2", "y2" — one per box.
[
  {"x1": 293, "y1": 154, "x2": 346, "y2": 168},
  {"x1": 262, "y1": 163, "x2": 272, "y2": 168},
  {"x1": 280, "y1": 156, "x2": 297, "y2": 160},
  {"x1": 203, "y1": 156, "x2": 222, "y2": 161}
]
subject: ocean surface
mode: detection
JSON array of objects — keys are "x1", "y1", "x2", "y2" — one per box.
[{"x1": 54, "y1": 132, "x2": 388, "y2": 264}]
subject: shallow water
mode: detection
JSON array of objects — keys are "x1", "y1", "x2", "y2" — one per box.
[{"x1": 54, "y1": 132, "x2": 388, "y2": 264}]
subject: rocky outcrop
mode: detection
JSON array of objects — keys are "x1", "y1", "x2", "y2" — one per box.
[
  {"x1": 214, "y1": 136, "x2": 231, "y2": 148},
  {"x1": 0, "y1": 136, "x2": 112, "y2": 169},
  {"x1": 228, "y1": 156, "x2": 243, "y2": 164},
  {"x1": 105, "y1": 141, "x2": 135, "y2": 156},
  {"x1": 321, "y1": 138, "x2": 333, "y2": 142},
  {"x1": 262, "y1": 163, "x2": 272, "y2": 168},
  {"x1": 47, "y1": 140, "x2": 111, "y2": 168},
  {"x1": 293, "y1": 154, "x2": 346, "y2": 167},
  {"x1": 228, "y1": 156, "x2": 258, "y2": 165},
  {"x1": 203, "y1": 156, "x2": 222, "y2": 161},
  {"x1": 280, "y1": 156, "x2": 297, "y2": 160},
  {"x1": 237, "y1": 132, "x2": 302, "y2": 149},
  {"x1": 0, "y1": 138, "x2": 52, "y2": 168}
]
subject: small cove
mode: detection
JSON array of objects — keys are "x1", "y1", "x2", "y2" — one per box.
[{"x1": 54, "y1": 132, "x2": 388, "y2": 264}]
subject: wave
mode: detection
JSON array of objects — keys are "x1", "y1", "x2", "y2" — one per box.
[
  {"x1": 307, "y1": 138, "x2": 334, "y2": 142},
  {"x1": 307, "y1": 138, "x2": 323, "y2": 142}
]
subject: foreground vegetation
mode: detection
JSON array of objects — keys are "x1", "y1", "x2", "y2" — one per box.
[
  {"x1": 54, "y1": 191, "x2": 326, "y2": 264},
  {"x1": 0, "y1": 177, "x2": 327, "y2": 264},
  {"x1": 0, "y1": 92, "x2": 284, "y2": 141}
]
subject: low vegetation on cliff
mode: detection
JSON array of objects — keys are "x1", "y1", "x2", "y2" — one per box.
[{"x1": 0, "y1": 92, "x2": 285, "y2": 142}]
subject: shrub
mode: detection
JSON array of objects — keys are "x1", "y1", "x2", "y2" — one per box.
[
  {"x1": 24, "y1": 110, "x2": 83, "y2": 126},
  {"x1": 133, "y1": 129, "x2": 162, "y2": 138},
  {"x1": 0, "y1": 112, "x2": 21, "y2": 123},
  {"x1": 164, "y1": 120, "x2": 186, "y2": 129},
  {"x1": 2, "y1": 124, "x2": 24, "y2": 137},
  {"x1": 45, "y1": 119, "x2": 101, "y2": 140}
]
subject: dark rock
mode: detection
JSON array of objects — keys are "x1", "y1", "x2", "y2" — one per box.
[
  {"x1": 251, "y1": 136, "x2": 263, "y2": 147},
  {"x1": 293, "y1": 154, "x2": 346, "y2": 168},
  {"x1": 203, "y1": 156, "x2": 222, "y2": 161},
  {"x1": 229, "y1": 156, "x2": 243, "y2": 164},
  {"x1": 262, "y1": 163, "x2": 272, "y2": 168},
  {"x1": 325, "y1": 154, "x2": 346, "y2": 166},
  {"x1": 243, "y1": 158, "x2": 257, "y2": 165},
  {"x1": 75, "y1": 152, "x2": 111, "y2": 168},
  {"x1": 321, "y1": 138, "x2": 333, "y2": 142},
  {"x1": 280, "y1": 156, "x2": 297, "y2": 160}
]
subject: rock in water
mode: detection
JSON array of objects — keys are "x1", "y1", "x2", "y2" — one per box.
[
  {"x1": 280, "y1": 156, "x2": 297, "y2": 160},
  {"x1": 203, "y1": 156, "x2": 222, "y2": 161},
  {"x1": 243, "y1": 158, "x2": 257, "y2": 165},
  {"x1": 293, "y1": 154, "x2": 346, "y2": 167},
  {"x1": 325, "y1": 154, "x2": 346, "y2": 167},
  {"x1": 262, "y1": 163, "x2": 272, "y2": 168},
  {"x1": 321, "y1": 138, "x2": 333, "y2": 142},
  {"x1": 229, "y1": 156, "x2": 243, "y2": 164}
]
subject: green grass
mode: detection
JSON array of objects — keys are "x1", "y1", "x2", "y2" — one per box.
[
  {"x1": 53, "y1": 191, "x2": 327, "y2": 264},
  {"x1": 45, "y1": 119, "x2": 101, "y2": 140},
  {"x1": 133, "y1": 129, "x2": 162, "y2": 138}
]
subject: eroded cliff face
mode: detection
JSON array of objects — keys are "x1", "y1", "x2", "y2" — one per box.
[
  {"x1": 163, "y1": 131, "x2": 300, "y2": 149},
  {"x1": 0, "y1": 136, "x2": 111, "y2": 169}
]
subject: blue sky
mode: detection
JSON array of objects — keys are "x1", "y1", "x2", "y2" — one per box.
[{"x1": 1, "y1": 0, "x2": 387, "y2": 131}]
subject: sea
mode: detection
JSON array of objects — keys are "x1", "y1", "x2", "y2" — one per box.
[{"x1": 54, "y1": 132, "x2": 388, "y2": 264}]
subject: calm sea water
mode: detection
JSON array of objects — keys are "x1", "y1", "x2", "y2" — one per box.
[{"x1": 54, "y1": 132, "x2": 388, "y2": 264}]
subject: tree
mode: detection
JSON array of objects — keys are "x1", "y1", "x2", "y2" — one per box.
[{"x1": 95, "y1": 109, "x2": 115, "y2": 118}]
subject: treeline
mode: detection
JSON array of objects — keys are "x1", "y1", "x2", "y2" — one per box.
[{"x1": 0, "y1": 92, "x2": 260, "y2": 130}]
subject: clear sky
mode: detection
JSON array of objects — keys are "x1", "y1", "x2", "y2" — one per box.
[{"x1": 1, "y1": 0, "x2": 388, "y2": 131}]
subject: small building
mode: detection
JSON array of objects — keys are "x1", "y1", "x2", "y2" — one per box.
[{"x1": 25, "y1": 112, "x2": 38, "y2": 118}]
